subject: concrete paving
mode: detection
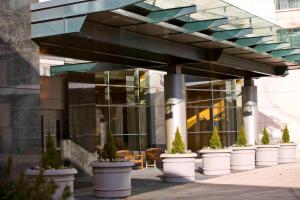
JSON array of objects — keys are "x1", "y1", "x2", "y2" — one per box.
[{"x1": 75, "y1": 161, "x2": 300, "y2": 200}]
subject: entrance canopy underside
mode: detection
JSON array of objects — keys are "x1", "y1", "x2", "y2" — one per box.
[{"x1": 31, "y1": 0, "x2": 300, "y2": 79}]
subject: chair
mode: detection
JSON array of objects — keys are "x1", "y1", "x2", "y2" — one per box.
[
  {"x1": 145, "y1": 148, "x2": 162, "y2": 168},
  {"x1": 116, "y1": 150, "x2": 144, "y2": 170}
]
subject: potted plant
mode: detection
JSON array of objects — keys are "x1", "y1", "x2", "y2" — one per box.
[
  {"x1": 160, "y1": 127, "x2": 197, "y2": 183},
  {"x1": 2, "y1": 157, "x2": 71, "y2": 200},
  {"x1": 25, "y1": 134, "x2": 77, "y2": 200},
  {"x1": 91, "y1": 130, "x2": 134, "y2": 198},
  {"x1": 256, "y1": 128, "x2": 279, "y2": 166},
  {"x1": 199, "y1": 126, "x2": 232, "y2": 175},
  {"x1": 231, "y1": 126, "x2": 256, "y2": 170},
  {"x1": 278, "y1": 126, "x2": 297, "y2": 164}
]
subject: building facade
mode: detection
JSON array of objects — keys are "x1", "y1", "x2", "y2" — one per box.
[
  {"x1": 255, "y1": 0, "x2": 300, "y2": 151},
  {"x1": 1, "y1": 0, "x2": 299, "y2": 176}
]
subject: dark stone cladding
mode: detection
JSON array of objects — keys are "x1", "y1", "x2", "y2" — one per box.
[{"x1": 0, "y1": 0, "x2": 41, "y2": 174}]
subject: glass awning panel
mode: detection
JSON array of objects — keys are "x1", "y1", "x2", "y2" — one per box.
[{"x1": 142, "y1": 0, "x2": 282, "y2": 40}]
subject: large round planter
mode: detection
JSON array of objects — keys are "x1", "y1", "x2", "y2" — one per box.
[
  {"x1": 91, "y1": 161, "x2": 134, "y2": 198},
  {"x1": 279, "y1": 143, "x2": 297, "y2": 164},
  {"x1": 199, "y1": 149, "x2": 232, "y2": 175},
  {"x1": 160, "y1": 153, "x2": 197, "y2": 183},
  {"x1": 25, "y1": 168, "x2": 77, "y2": 200},
  {"x1": 256, "y1": 145, "x2": 279, "y2": 166},
  {"x1": 231, "y1": 146, "x2": 256, "y2": 170}
]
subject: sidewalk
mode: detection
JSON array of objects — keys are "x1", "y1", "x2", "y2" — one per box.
[{"x1": 75, "y1": 162, "x2": 300, "y2": 200}]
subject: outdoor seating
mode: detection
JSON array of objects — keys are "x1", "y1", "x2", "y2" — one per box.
[
  {"x1": 145, "y1": 148, "x2": 162, "y2": 168},
  {"x1": 116, "y1": 150, "x2": 144, "y2": 170}
]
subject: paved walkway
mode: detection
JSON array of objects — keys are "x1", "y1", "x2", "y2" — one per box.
[{"x1": 75, "y1": 161, "x2": 300, "y2": 200}]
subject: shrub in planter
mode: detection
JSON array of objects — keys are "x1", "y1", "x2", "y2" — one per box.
[
  {"x1": 25, "y1": 134, "x2": 77, "y2": 200},
  {"x1": 256, "y1": 128, "x2": 279, "y2": 166},
  {"x1": 279, "y1": 126, "x2": 297, "y2": 164},
  {"x1": 1, "y1": 157, "x2": 70, "y2": 200},
  {"x1": 160, "y1": 127, "x2": 197, "y2": 183},
  {"x1": 199, "y1": 126, "x2": 232, "y2": 175},
  {"x1": 91, "y1": 130, "x2": 134, "y2": 198},
  {"x1": 231, "y1": 126, "x2": 256, "y2": 170}
]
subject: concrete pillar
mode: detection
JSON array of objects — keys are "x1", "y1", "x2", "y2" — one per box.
[
  {"x1": 242, "y1": 79, "x2": 258, "y2": 145},
  {"x1": 164, "y1": 67, "x2": 187, "y2": 151}
]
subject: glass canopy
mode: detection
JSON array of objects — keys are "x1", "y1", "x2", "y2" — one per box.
[{"x1": 142, "y1": 0, "x2": 282, "y2": 42}]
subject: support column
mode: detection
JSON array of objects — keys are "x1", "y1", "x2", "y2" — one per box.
[
  {"x1": 242, "y1": 79, "x2": 258, "y2": 145},
  {"x1": 164, "y1": 66, "x2": 187, "y2": 151}
]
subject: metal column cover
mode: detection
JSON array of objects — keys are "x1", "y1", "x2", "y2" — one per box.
[
  {"x1": 242, "y1": 85, "x2": 258, "y2": 145},
  {"x1": 164, "y1": 74, "x2": 187, "y2": 151}
]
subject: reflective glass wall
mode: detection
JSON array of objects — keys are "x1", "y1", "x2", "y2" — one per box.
[
  {"x1": 186, "y1": 79, "x2": 242, "y2": 151},
  {"x1": 67, "y1": 69, "x2": 150, "y2": 153}
]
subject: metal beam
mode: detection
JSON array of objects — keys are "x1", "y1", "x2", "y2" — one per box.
[
  {"x1": 147, "y1": 5, "x2": 197, "y2": 23},
  {"x1": 182, "y1": 17, "x2": 228, "y2": 33},
  {"x1": 32, "y1": 15, "x2": 86, "y2": 38},
  {"x1": 212, "y1": 28, "x2": 253, "y2": 41},
  {"x1": 235, "y1": 35, "x2": 273, "y2": 47},
  {"x1": 271, "y1": 48, "x2": 300, "y2": 58},
  {"x1": 284, "y1": 54, "x2": 300, "y2": 62},
  {"x1": 79, "y1": 22, "x2": 208, "y2": 62},
  {"x1": 254, "y1": 42, "x2": 290, "y2": 53},
  {"x1": 216, "y1": 54, "x2": 286, "y2": 76},
  {"x1": 31, "y1": 0, "x2": 144, "y2": 22},
  {"x1": 39, "y1": 44, "x2": 162, "y2": 67}
]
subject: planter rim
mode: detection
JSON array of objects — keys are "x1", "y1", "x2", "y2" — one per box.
[
  {"x1": 232, "y1": 146, "x2": 256, "y2": 150},
  {"x1": 26, "y1": 168, "x2": 78, "y2": 176},
  {"x1": 160, "y1": 153, "x2": 197, "y2": 158},
  {"x1": 91, "y1": 161, "x2": 134, "y2": 168},
  {"x1": 279, "y1": 143, "x2": 297, "y2": 146},
  {"x1": 199, "y1": 148, "x2": 232, "y2": 153},
  {"x1": 256, "y1": 144, "x2": 279, "y2": 148}
]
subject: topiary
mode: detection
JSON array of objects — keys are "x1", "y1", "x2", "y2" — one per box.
[
  {"x1": 236, "y1": 126, "x2": 248, "y2": 146},
  {"x1": 171, "y1": 127, "x2": 185, "y2": 154},
  {"x1": 209, "y1": 126, "x2": 222, "y2": 149},
  {"x1": 261, "y1": 128, "x2": 270, "y2": 145},
  {"x1": 282, "y1": 125, "x2": 290, "y2": 143},
  {"x1": 101, "y1": 130, "x2": 117, "y2": 161},
  {"x1": 41, "y1": 134, "x2": 61, "y2": 169}
]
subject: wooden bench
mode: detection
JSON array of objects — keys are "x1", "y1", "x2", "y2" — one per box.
[{"x1": 116, "y1": 150, "x2": 144, "y2": 170}]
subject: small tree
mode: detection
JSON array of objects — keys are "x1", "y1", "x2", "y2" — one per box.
[
  {"x1": 171, "y1": 127, "x2": 185, "y2": 154},
  {"x1": 41, "y1": 134, "x2": 60, "y2": 169},
  {"x1": 0, "y1": 157, "x2": 70, "y2": 200},
  {"x1": 282, "y1": 125, "x2": 290, "y2": 143},
  {"x1": 261, "y1": 128, "x2": 270, "y2": 145},
  {"x1": 237, "y1": 126, "x2": 247, "y2": 146},
  {"x1": 209, "y1": 126, "x2": 222, "y2": 149},
  {"x1": 101, "y1": 130, "x2": 117, "y2": 161}
]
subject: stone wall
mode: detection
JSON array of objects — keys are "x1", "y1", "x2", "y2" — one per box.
[{"x1": 0, "y1": 0, "x2": 41, "y2": 174}]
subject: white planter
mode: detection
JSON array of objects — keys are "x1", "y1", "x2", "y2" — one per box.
[
  {"x1": 231, "y1": 146, "x2": 256, "y2": 170},
  {"x1": 26, "y1": 168, "x2": 77, "y2": 200},
  {"x1": 91, "y1": 161, "x2": 134, "y2": 198},
  {"x1": 160, "y1": 153, "x2": 197, "y2": 183},
  {"x1": 279, "y1": 143, "x2": 297, "y2": 164},
  {"x1": 199, "y1": 149, "x2": 232, "y2": 175},
  {"x1": 256, "y1": 145, "x2": 279, "y2": 166}
]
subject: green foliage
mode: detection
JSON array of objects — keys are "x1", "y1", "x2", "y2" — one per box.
[
  {"x1": 171, "y1": 127, "x2": 185, "y2": 154},
  {"x1": 0, "y1": 157, "x2": 70, "y2": 200},
  {"x1": 282, "y1": 125, "x2": 290, "y2": 143},
  {"x1": 101, "y1": 130, "x2": 117, "y2": 161},
  {"x1": 209, "y1": 126, "x2": 222, "y2": 149},
  {"x1": 236, "y1": 126, "x2": 248, "y2": 146},
  {"x1": 261, "y1": 128, "x2": 270, "y2": 145},
  {"x1": 41, "y1": 134, "x2": 61, "y2": 169}
]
